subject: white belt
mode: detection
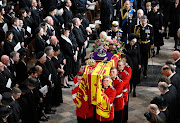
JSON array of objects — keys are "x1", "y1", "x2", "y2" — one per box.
[
  {"x1": 110, "y1": 104, "x2": 113, "y2": 107},
  {"x1": 72, "y1": 93, "x2": 77, "y2": 99},
  {"x1": 122, "y1": 89, "x2": 128, "y2": 92},
  {"x1": 74, "y1": 83, "x2": 79, "y2": 87},
  {"x1": 115, "y1": 93, "x2": 123, "y2": 98}
]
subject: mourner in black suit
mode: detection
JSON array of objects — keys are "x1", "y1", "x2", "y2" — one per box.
[
  {"x1": 15, "y1": 52, "x2": 28, "y2": 85},
  {"x1": 63, "y1": 0, "x2": 73, "y2": 24},
  {"x1": 44, "y1": 16, "x2": 55, "y2": 37},
  {"x1": 51, "y1": 46, "x2": 63, "y2": 104},
  {"x1": 158, "y1": 82, "x2": 177, "y2": 123},
  {"x1": 150, "y1": 95, "x2": 169, "y2": 123},
  {"x1": 31, "y1": 0, "x2": 42, "y2": 28},
  {"x1": 100, "y1": 0, "x2": 114, "y2": 31},
  {"x1": 35, "y1": 27, "x2": 47, "y2": 54},
  {"x1": 130, "y1": 9, "x2": 144, "y2": 33},
  {"x1": 35, "y1": 51, "x2": 56, "y2": 114},
  {"x1": 72, "y1": 18, "x2": 86, "y2": 63},
  {"x1": 147, "y1": 104, "x2": 166, "y2": 123},
  {"x1": 19, "y1": 78, "x2": 40, "y2": 123},
  {"x1": 161, "y1": 65, "x2": 180, "y2": 121},
  {"x1": 148, "y1": 1, "x2": 164, "y2": 55},
  {"x1": 3, "y1": 31, "x2": 16, "y2": 56},
  {"x1": 172, "y1": 51, "x2": 180, "y2": 70},
  {"x1": 1, "y1": 55, "x2": 15, "y2": 87},
  {"x1": 168, "y1": 0, "x2": 180, "y2": 50},
  {"x1": 7, "y1": 87, "x2": 22, "y2": 123},
  {"x1": 10, "y1": 18, "x2": 24, "y2": 44},
  {"x1": 44, "y1": 46, "x2": 61, "y2": 106},
  {"x1": 0, "y1": 106, "x2": 13, "y2": 123},
  {"x1": 124, "y1": 33, "x2": 141, "y2": 97},
  {"x1": 0, "y1": 62, "x2": 11, "y2": 94}
]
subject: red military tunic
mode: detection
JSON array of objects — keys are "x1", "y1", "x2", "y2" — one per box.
[
  {"x1": 72, "y1": 85, "x2": 94, "y2": 119},
  {"x1": 112, "y1": 76, "x2": 124, "y2": 111},
  {"x1": 73, "y1": 76, "x2": 79, "y2": 87},
  {"x1": 118, "y1": 68, "x2": 132, "y2": 105},
  {"x1": 96, "y1": 86, "x2": 116, "y2": 121},
  {"x1": 124, "y1": 64, "x2": 132, "y2": 94}
]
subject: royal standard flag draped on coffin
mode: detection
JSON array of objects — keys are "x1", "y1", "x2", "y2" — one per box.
[{"x1": 75, "y1": 54, "x2": 120, "y2": 118}]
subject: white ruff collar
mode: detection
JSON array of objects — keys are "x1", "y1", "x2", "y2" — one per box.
[{"x1": 61, "y1": 34, "x2": 72, "y2": 46}]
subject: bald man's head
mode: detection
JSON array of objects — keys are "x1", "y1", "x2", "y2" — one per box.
[
  {"x1": 158, "y1": 82, "x2": 169, "y2": 94},
  {"x1": 50, "y1": 36, "x2": 58, "y2": 45},
  {"x1": 148, "y1": 104, "x2": 159, "y2": 114},
  {"x1": 172, "y1": 51, "x2": 180, "y2": 61},
  {"x1": 45, "y1": 16, "x2": 53, "y2": 26},
  {"x1": 99, "y1": 31, "x2": 107, "y2": 39},
  {"x1": 1, "y1": 55, "x2": 10, "y2": 66},
  {"x1": 161, "y1": 65, "x2": 172, "y2": 77}
]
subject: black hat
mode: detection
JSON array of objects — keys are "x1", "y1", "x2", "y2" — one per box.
[
  {"x1": 1, "y1": 92, "x2": 15, "y2": 106},
  {"x1": 75, "y1": 13, "x2": 83, "y2": 20},
  {"x1": 18, "y1": 48, "x2": 27, "y2": 59},
  {"x1": 0, "y1": 107, "x2": 13, "y2": 118},
  {"x1": 78, "y1": 7, "x2": 87, "y2": 14},
  {"x1": 53, "y1": 45, "x2": 60, "y2": 52},
  {"x1": 40, "y1": 22, "x2": 46, "y2": 27},
  {"x1": 128, "y1": 33, "x2": 137, "y2": 41},
  {"x1": 150, "y1": 96, "x2": 168, "y2": 109},
  {"x1": 26, "y1": 78, "x2": 39, "y2": 87},
  {"x1": 49, "y1": 6, "x2": 56, "y2": 12},
  {"x1": 151, "y1": 1, "x2": 158, "y2": 7},
  {"x1": 36, "y1": 51, "x2": 45, "y2": 59},
  {"x1": 19, "y1": 83, "x2": 29, "y2": 93},
  {"x1": 35, "y1": 27, "x2": 42, "y2": 34}
]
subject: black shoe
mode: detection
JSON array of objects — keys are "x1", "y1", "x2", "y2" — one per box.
[
  {"x1": 67, "y1": 83, "x2": 72, "y2": 87},
  {"x1": 64, "y1": 85, "x2": 70, "y2": 88},
  {"x1": 144, "y1": 76, "x2": 147, "y2": 79},
  {"x1": 51, "y1": 109, "x2": 56, "y2": 112},
  {"x1": 156, "y1": 51, "x2": 159, "y2": 55},
  {"x1": 45, "y1": 110, "x2": 55, "y2": 114},
  {"x1": 44, "y1": 115, "x2": 50, "y2": 119},
  {"x1": 133, "y1": 91, "x2": 136, "y2": 97},
  {"x1": 40, "y1": 116, "x2": 48, "y2": 121},
  {"x1": 68, "y1": 76, "x2": 73, "y2": 81},
  {"x1": 165, "y1": 36, "x2": 169, "y2": 39}
]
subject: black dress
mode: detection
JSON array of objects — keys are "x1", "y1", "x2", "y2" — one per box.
[
  {"x1": 51, "y1": 56, "x2": 63, "y2": 104},
  {"x1": 60, "y1": 35, "x2": 74, "y2": 76},
  {"x1": 148, "y1": 10, "x2": 164, "y2": 47},
  {"x1": 3, "y1": 40, "x2": 16, "y2": 56},
  {"x1": 125, "y1": 43, "x2": 141, "y2": 84}
]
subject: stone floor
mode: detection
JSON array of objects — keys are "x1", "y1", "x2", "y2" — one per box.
[{"x1": 40, "y1": 37, "x2": 175, "y2": 123}]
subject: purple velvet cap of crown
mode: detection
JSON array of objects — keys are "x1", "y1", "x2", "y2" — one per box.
[{"x1": 93, "y1": 52, "x2": 114, "y2": 61}]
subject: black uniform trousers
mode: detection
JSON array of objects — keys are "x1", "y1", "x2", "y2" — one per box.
[
  {"x1": 77, "y1": 116, "x2": 93, "y2": 123},
  {"x1": 114, "y1": 110, "x2": 123, "y2": 123},
  {"x1": 139, "y1": 43, "x2": 150, "y2": 76}
]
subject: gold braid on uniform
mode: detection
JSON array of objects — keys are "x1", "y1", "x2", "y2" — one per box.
[{"x1": 121, "y1": 10, "x2": 129, "y2": 20}]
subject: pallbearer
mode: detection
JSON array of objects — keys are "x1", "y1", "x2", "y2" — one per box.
[
  {"x1": 96, "y1": 75, "x2": 116, "y2": 123},
  {"x1": 72, "y1": 73, "x2": 94, "y2": 123},
  {"x1": 110, "y1": 67, "x2": 124, "y2": 123},
  {"x1": 117, "y1": 60, "x2": 132, "y2": 123}
]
